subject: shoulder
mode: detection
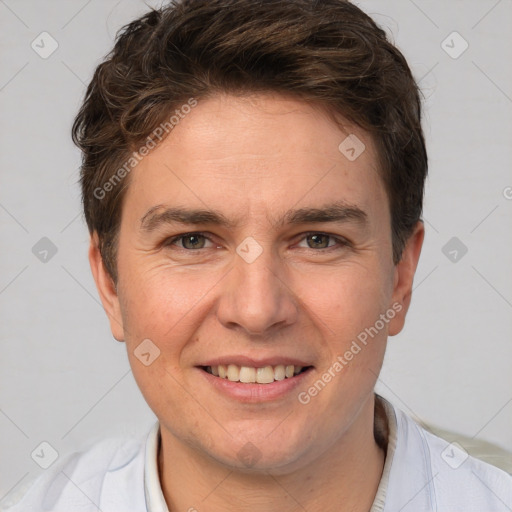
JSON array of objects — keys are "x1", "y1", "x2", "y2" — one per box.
[
  {"x1": 420, "y1": 422, "x2": 512, "y2": 509},
  {"x1": 389, "y1": 405, "x2": 512, "y2": 511},
  {"x1": 1, "y1": 433, "x2": 147, "y2": 512}
]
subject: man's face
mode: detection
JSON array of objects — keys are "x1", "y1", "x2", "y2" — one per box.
[{"x1": 91, "y1": 93, "x2": 421, "y2": 473}]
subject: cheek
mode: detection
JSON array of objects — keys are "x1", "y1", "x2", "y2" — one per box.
[
  {"x1": 119, "y1": 262, "x2": 214, "y2": 335},
  {"x1": 117, "y1": 262, "x2": 226, "y2": 397},
  {"x1": 117, "y1": 268, "x2": 202, "y2": 417},
  {"x1": 297, "y1": 262, "x2": 392, "y2": 341}
]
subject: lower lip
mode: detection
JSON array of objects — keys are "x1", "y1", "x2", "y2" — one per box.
[{"x1": 196, "y1": 367, "x2": 314, "y2": 403}]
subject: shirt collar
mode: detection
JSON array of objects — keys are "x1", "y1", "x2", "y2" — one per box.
[
  {"x1": 144, "y1": 421, "x2": 169, "y2": 512},
  {"x1": 143, "y1": 394, "x2": 397, "y2": 512},
  {"x1": 370, "y1": 394, "x2": 398, "y2": 512}
]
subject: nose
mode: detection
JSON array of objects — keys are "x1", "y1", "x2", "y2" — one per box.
[{"x1": 215, "y1": 246, "x2": 299, "y2": 337}]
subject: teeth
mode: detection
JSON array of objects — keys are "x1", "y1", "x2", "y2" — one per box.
[
  {"x1": 205, "y1": 364, "x2": 308, "y2": 383},
  {"x1": 274, "y1": 364, "x2": 286, "y2": 381},
  {"x1": 227, "y1": 364, "x2": 240, "y2": 382},
  {"x1": 256, "y1": 366, "x2": 274, "y2": 384},
  {"x1": 239, "y1": 366, "x2": 256, "y2": 383}
]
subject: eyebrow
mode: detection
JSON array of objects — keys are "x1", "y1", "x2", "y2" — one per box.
[{"x1": 140, "y1": 200, "x2": 368, "y2": 233}]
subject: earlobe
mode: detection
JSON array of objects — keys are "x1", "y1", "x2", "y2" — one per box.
[
  {"x1": 387, "y1": 221, "x2": 425, "y2": 336},
  {"x1": 88, "y1": 232, "x2": 125, "y2": 342}
]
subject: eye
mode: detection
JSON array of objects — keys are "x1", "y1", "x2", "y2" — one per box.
[
  {"x1": 296, "y1": 232, "x2": 349, "y2": 250},
  {"x1": 165, "y1": 232, "x2": 216, "y2": 250}
]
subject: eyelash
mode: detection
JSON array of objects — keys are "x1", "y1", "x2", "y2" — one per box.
[{"x1": 164, "y1": 231, "x2": 350, "y2": 252}]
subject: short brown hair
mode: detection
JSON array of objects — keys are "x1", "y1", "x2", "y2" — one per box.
[{"x1": 72, "y1": 0, "x2": 427, "y2": 283}]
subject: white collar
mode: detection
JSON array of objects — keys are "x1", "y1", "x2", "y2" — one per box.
[
  {"x1": 144, "y1": 421, "x2": 169, "y2": 512},
  {"x1": 370, "y1": 395, "x2": 398, "y2": 511}
]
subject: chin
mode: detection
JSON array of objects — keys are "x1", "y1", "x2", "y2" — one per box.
[{"x1": 209, "y1": 431, "x2": 311, "y2": 475}]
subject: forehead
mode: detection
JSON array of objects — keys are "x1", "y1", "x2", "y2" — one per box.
[{"x1": 123, "y1": 93, "x2": 387, "y2": 228}]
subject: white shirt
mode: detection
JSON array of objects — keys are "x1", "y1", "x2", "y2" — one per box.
[{"x1": 3, "y1": 396, "x2": 511, "y2": 511}]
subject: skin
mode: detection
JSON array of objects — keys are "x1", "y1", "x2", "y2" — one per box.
[{"x1": 89, "y1": 92, "x2": 424, "y2": 512}]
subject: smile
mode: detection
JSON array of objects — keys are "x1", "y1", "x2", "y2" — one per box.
[{"x1": 202, "y1": 364, "x2": 312, "y2": 384}]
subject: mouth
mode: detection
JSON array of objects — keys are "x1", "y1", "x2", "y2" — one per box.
[
  {"x1": 196, "y1": 357, "x2": 315, "y2": 402},
  {"x1": 200, "y1": 364, "x2": 313, "y2": 384}
]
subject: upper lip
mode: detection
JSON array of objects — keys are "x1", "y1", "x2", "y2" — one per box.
[{"x1": 198, "y1": 355, "x2": 313, "y2": 368}]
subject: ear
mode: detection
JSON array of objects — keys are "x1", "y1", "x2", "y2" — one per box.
[
  {"x1": 388, "y1": 221, "x2": 425, "y2": 336},
  {"x1": 88, "y1": 232, "x2": 125, "y2": 342}
]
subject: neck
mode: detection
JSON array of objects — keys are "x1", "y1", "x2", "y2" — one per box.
[{"x1": 159, "y1": 394, "x2": 385, "y2": 512}]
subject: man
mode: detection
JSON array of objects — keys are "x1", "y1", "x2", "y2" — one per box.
[{"x1": 4, "y1": 0, "x2": 511, "y2": 511}]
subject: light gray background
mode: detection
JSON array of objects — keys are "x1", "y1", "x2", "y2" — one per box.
[{"x1": 1, "y1": 0, "x2": 511, "y2": 502}]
